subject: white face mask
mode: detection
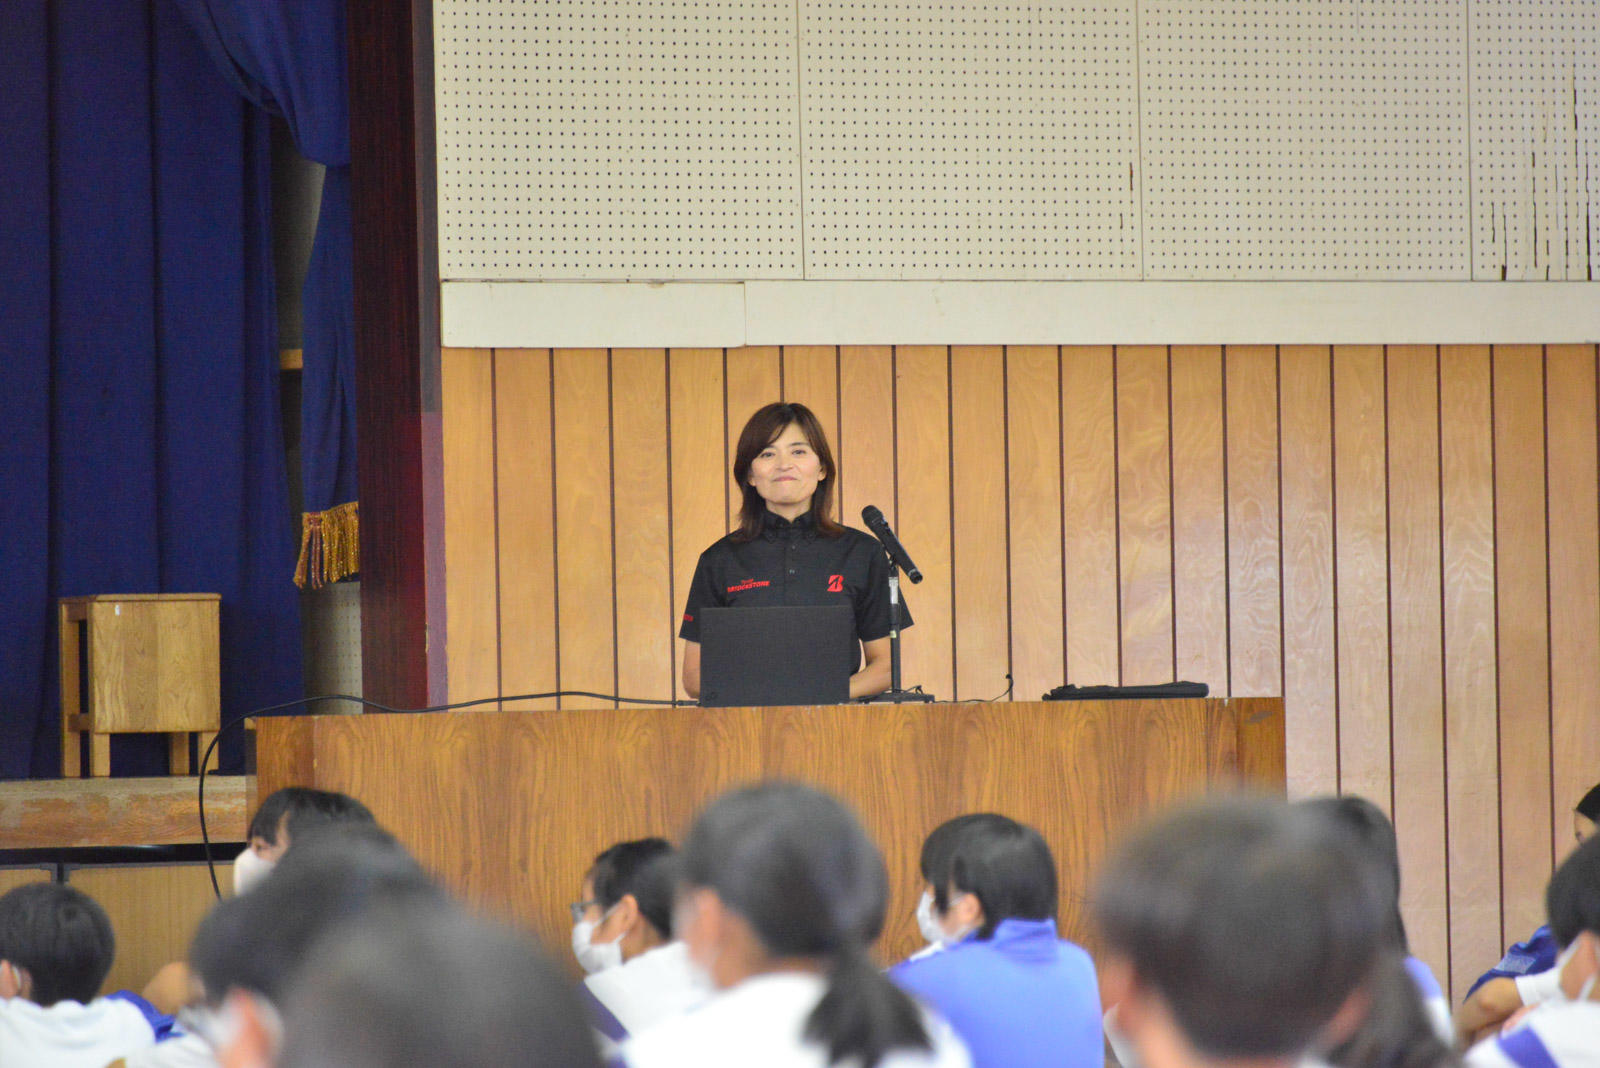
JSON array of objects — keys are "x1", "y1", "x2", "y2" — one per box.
[
  {"x1": 572, "y1": 908, "x2": 625, "y2": 974},
  {"x1": 232, "y1": 845, "x2": 274, "y2": 896},
  {"x1": 916, "y1": 889, "x2": 947, "y2": 946}
]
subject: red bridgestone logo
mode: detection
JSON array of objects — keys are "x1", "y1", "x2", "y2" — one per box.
[
  {"x1": 726, "y1": 579, "x2": 771, "y2": 594},
  {"x1": 827, "y1": 574, "x2": 844, "y2": 593}
]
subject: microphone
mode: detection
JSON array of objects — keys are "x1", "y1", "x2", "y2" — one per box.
[{"x1": 860, "y1": 506, "x2": 923, "y2": 583}]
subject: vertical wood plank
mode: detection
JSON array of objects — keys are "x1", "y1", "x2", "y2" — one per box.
[
  {"x1": 1116, "y1": 346, "x2": 1175, "y2": 683},
  {"x1": 1279, "y1": 346, "x2": 1337, "y2": 798},
  {"x1": 493, "y1": 349, "x2": 559, "y2": 710},
  {"x1": 1006, "y1": 347, "x2": 1065, "y2": 702},
  {"x1": 1170, "y1": 346, "x2": 1229, "y2": 696},
  {"x1": 1062, "y1": 347, "x2": 1121, "y2": 685},
  {"x1": 1546, "y1": 344, "x2": 1600, "y2": 856},
  {"x1": 441, "y1": 348, "x2": 499, "y2": 706},
  {"x1": 668, "y1": 349, "x2": 728, "y2": 702},
  {"x1": 1332, "y1": 345, "x2": 1391, "y2": 807},
  {"x1": 1441, "y1": 344, "x2": 1501, "y2": 999},
  {"x1": 611, "y1": 349, "x2": 674, "y2": 706},
  {"x1": 895, "y1": 347, "x2": 954, "y2": 701},
  {"x1": 552, "y1": 349, "x2": 616, "y2": 707},
  {"x1": 725, "y1": 346, "x2": 783, "y2": 523},
  {"x1": 951, "y1": 347, "x2": 1011, "y2": 700},
  {"x1": 1224, "y1": 346, "x2": 1281, "y2": 697},
  {"x1": 1493, "y1": 345, "x2": 1553, "y2": 941},
  {"x1": 838, "y1": 346, "x2": 897, "y2": 528},
  {"x1": 782, "y1": 346, "x2": 841, "y2": 480},
  {"x1": 1386, "y1": 344, "x2": 1448, "y2": 989}
]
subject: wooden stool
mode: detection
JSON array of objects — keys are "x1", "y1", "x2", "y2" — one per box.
[{"x1": 59, "y1": 594, "x2": 222, "y2": 777}]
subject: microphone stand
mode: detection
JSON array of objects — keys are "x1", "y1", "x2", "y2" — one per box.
[{"x1": 868, "y1": 552, "x2": 936, "y2": 704}]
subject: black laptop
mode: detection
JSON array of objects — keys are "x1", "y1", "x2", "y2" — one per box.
[{"x1": 697, "y1": 605, "x2": 855, "y2": 708}]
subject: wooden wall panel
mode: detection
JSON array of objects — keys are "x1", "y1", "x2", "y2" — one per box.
[
  {"x1": 950, "y1": 348, "x2": 1011, "y2": 700},
  {"x1": 1332, "y1": 345, "x2": 1391, "y2": 807},
  {"x1": 1545, "y1": 345, "x2": 1600, "y2": 857},
  {"x1": 69, "y1": 863, "x2": 228, "y2": 998},
  {"x1": 1224, "y1": 347, "x2": 1281, "y2": 696},
  {"x1": 1492, "y1": 346, "x2": 1553, "y2": 941},
  {"x1": 1062, "y1": 347, "x2": 1121, "y2": 685},
  {"x1": 1170, "y1": 346, "x2": 1229, "y2": 696},
  {"x1": 1279, "y1": 346, "x2": 1338, "y2": 798},
  {"x1": 611, "y1": 350, "x2": 674, "y2": 705},
  {"x1": 552, "y1": 350, "x2": 617, "y2": 704},
  {"x1": 495, "y1": 349, "x2": 559, "y2": 710},
  {"x1": 441, "y1": 348, "x2": 500, "y2": 706},
  {"x1": 1116, "y1": 346, "x2": 1175, "y2": 683},
  {"x1": 437, "y1": 341, "x2": 1600, "y2": 1001},
  {"x1": 1441, "y1": 345, "x2": 1502, "y2": 998},
  {"x1": 1386, "y1": 344, "x2": 1449, "y2": 988},
  {"x1": 1005, "y1": 347, "x2": 1065, "y2": 702},
  {"x1": 895, "y1": 348, "x2": 955, "y2": 700}
]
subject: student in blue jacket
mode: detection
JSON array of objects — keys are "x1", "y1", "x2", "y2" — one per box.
[{"x1": 889, "y1": 816, "x2": 1102, "y2": 1068}]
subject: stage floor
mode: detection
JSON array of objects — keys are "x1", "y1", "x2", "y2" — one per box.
[{"x1": 0, "y1": 775, "x2": 249, "y2": 850}]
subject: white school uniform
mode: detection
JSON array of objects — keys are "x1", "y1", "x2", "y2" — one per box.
[
  {"x1": 0, "y1": 995, "x2": 158, "y2": 1068},
  {"x1": 1464, "y1": 1000, "x2": 1600, "y2": 1068},
  {"x1": 584, "y1": 942, "x2": 709, "y2": 1038},
  {"x1": 124, "y1": 1032, "x2": 220, "y2": 1068},
  {"x1": 621, "y1": 972, "x2": 971, "y2": 1068}
]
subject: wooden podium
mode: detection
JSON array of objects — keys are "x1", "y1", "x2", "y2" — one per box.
[{"x1": 257, "y1": 697, "x2": 1283, "y2": 964}]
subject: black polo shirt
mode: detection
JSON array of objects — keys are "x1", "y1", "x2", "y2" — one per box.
[{"x1": 679, "y1": 511, "x2": 913, "y2": 652}]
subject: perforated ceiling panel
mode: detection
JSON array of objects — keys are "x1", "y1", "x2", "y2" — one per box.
[
  {"x1": 435, "y1": 1, "x2": 802, "y2": 279},
  {"x1": 1139, "y1": 0, "x2": 1469, "y2": 279},
  {"x1": 798, "y1": 1, "x2": 1141, "y2": 280},
  {"x1": 1471, "y1": 1, "x2": 1600, "y2": 280}
]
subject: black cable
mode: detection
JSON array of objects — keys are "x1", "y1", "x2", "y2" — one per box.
[
  {"x1": 965, "y1": 673, "x2": 1013, "y2": 703},
  {"x1": 198, "y1": 689, "x2": 684, "y2": 899}
]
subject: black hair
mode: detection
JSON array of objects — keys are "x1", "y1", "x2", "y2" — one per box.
[
  {"x1": 1324, "y1": 952, "x2": 1460, "y2": 1068},
  {"x1": 943, "y1": 817, "x2": 1058, "y2": 937},
  {"x1": 277, "y1": 902, "x2": 603, "y2": 1068},
  {"x1": 1094, "y1": 794, "x2": 1389, "y2": 1060},
  {"x1": 0, "y1": 883, "x2": 115, "y2": 1006},
  {"x1": 190, "y1": 823, "x2": 443, "y2": 1007},
  {"x1": 1299, "y1": 795, "x2": 1409, "y2": 953},
  {"x1": 1546, "y1": 828, "x2": 1600, "y2": 948},
  {"x1": 683, "y1": 782, "x2": 930, "y2": 1068},
  {"x1": 588, "y1": 837, "x2": 676, "y2": 939},
  {"x1": 247, "y1": 787, "x2": 375, "y2": 846},
  {"x1": 918, "y1": 813, "x2": 1009, "y2": 888},
  {"x1": 1577, "y1": 782, "x2": 1600, "y2": 824}
]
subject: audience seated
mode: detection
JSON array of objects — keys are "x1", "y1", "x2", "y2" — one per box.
[
  {"x1": 621, "y1": 781, "x2": 971, "y2": 1068},
  {"x1": 1463, "y1": 831, "x2": 1600, "y2": 1068},
  {"x1": 1298, "y1": 795, "x2": 1453, "y2": 1040},
  {"x1": 1457, "y1": 783, "x2": 1600, "y2": 1045},
  {"x1": 572, "y1": 841, "x2": 708, "y2": 1043},
  {"x1": 276, "y1": 901, "x2": 603, "y2": 1068},
  {"x1": 231, "y1": 786, "x2": 377, "y2": 896},
  {"x1": 1093, "y1": 795, "x2": 1388, "y2": 1068},
  {"x1": 889, "y1": 815, "x2": 1100, "y2": 1068},
  {"x1": 0, "y1": 882, "x2": 168, "y2": 1068},
  {"x1": 126, "y1": 823, "x2": 444, "y2": 1068},
  {"x1": 904, "y1": 814, "x2": 1010, "y2": 962}
]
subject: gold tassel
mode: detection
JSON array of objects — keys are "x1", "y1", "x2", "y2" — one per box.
[{"x1": 293, "y1": 501, "x2": 360, "y2": 588}]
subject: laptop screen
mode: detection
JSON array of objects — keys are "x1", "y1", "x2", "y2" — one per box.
[{"x1": 697, "y1": 605, "x2": 855, "y2": 708}]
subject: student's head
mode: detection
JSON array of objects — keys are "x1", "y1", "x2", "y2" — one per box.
[
  {"x1": 1298, "y1": 795, "x2": 1408, "y2": 953},
  {"x1": 932, "y1": 815, "x2": 1057, "y2": 943},
  {"x1": 0, "y1": 883, "x2": 114, "y2": 1006},
  {"x1": 677, "y1": 781, "x2": 930, "y2": 1067},
  {"x1": 731, "y1": 402, "x2": 842, "y2": 539},
  {"x1": 277, "y1": 902, "x2": 603, "y2": 1068},
  {"x1": 1094, "y1": 794, "x2": 1389, "y2": 1065},
  {"x1": 572, "y1": 837, "x2": 677, "y2": 972},
  {"x1": 235, "y1": 787, "x2": 376, "y2": 894},
  {"x1": 1576, "y1": 782, "x2": 1600, "y2": 846},
  {"x1": 1323, "y1": 952, "x2": 1458, "y2": 1068},
  {"x1": 1545, "y1": 829, "x2": 1600, "y2": 1002},
  {"x1": 913, "y1": 812, "x2": 1011, "y2": 944},
  {"x1": 189, "y1": 824, "x2": 444, "y2": 1067}
]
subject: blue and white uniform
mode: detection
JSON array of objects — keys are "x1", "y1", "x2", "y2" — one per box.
[
  {"x1": 890, "y1": 918, "x2": 1102, "y2": 1068},
  {"x1": 0, "y1": 991, "x2": 166, "y2": 1068},
  {"x1": 1465, "y1": 1001, "x2": 1600, "y2": 1068}
]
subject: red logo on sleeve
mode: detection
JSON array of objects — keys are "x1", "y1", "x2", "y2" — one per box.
[{"x1": 827, "y1": 574, "x2": 844, "y2": 593}]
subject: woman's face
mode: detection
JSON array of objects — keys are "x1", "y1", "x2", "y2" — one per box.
[{"x1": 747, "y1": 422, "x2": 825, "y2": 515}]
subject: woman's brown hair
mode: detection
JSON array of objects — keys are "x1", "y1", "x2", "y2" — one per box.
[{"x1": 731, "y1": 402, "x2": 844, "y2": 541}]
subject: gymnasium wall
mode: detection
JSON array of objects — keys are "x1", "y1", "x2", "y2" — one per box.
[{"x1": 441, "y1": 342, "x2": 1600, "y2": 1001}]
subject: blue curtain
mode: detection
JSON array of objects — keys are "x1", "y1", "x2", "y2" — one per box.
[
  {"x1": 170, "y1": 0, "x2": 359, "y2": 588},
  {"x1": 0, "y1": 0, "x2": 304, "y2": 778}
]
